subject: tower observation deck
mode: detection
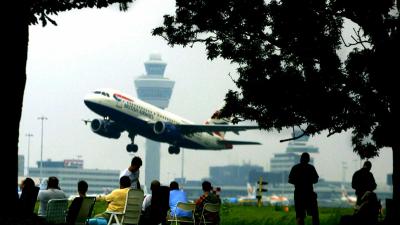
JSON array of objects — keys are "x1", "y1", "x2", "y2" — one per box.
[{"x1": 134, "y1": 54, "x2": 175, "y2": 187}]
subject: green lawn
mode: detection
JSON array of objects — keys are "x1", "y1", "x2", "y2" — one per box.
[
  {"x1": 218, "y1": 204, "x2": 353, "y2": 225},
  {"x1": 35, "y1": 201, "x2": 354, "y2": 225}
]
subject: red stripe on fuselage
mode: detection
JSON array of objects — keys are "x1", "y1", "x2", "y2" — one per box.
[{"x1": 114, "y1": 93, "x2": 133, "y2": 102}]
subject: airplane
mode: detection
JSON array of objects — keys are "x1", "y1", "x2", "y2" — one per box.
[
  {"x1": 340, "y1": 184, "x2": 357, "y2": 205},
  {"x1": 84, "y1": 89, "x2": 261, "y2": 154}
]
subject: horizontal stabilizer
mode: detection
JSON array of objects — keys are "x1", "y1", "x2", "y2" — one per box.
[{"x1": 218, "y1": 140, "x2": 261, "y2": 145}]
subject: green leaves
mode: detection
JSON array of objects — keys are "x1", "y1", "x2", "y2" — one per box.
[{"x1": 29, "y1": 0, "x2": 134, "y2": 26}]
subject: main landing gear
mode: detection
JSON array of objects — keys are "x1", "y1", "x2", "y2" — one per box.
[
  {"x1": 126, "y1": 132, "x2": 138, "y2": 153},
  {"x1": 168, "y1": 146, "x2": 180, "y2": 154}
]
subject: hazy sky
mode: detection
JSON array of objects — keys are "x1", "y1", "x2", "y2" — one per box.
[{"x1": 18, "y1": 0, "x2": 393, "y2": 187}]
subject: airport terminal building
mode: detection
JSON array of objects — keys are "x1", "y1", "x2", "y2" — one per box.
[{"x1": 28, "y1": 159, "x2": 120, "y2": 196}]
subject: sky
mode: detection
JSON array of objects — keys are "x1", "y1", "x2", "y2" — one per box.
[{"x1": 18, "y1": 0, "x2": 393, "y2": 187}]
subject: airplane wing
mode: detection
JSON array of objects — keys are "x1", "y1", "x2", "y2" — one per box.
[
  {"x1": 174, "y1": 124, "x2": 259, "y2": 134},
  {"x1": 218, "y1": 140, "x2": 262, "y2": 145}
]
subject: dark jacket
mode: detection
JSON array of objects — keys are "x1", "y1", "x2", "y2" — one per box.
[
  {"x1": 352, "y1": 168, "x2": 376, "y2": 197},
  {"x1": 288, "y1": 163, "x2": 319, "y2": 195}
]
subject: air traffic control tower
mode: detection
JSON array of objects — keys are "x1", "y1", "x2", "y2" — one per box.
[{"x1": 135, "y1": 54, "x2": 175, "y2": 187}]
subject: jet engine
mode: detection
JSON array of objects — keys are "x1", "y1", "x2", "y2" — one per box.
[
  {"x1": 153, "y1": 121, "x2": 181, "y2": 139},
  {"x1": 91, "y1": 119, "x2": 121, "y2": 139}
]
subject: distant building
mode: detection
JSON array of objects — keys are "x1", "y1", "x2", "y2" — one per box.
[
  {"x1": 209, "y1": 164, "x2": 263, "y2": 186},
  {"x1": 18, "y1": 155, "x2": 24, "y2": 176},
  {"x1": 30, "y1": 159, "x2": 119, "y2": 196}
]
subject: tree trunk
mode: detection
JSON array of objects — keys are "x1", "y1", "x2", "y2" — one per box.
[
  {"x1": 2, "y1": 1, "x2": 29, "y2": 216},
  {"x1": 392, "y1": 145, "x2": 400, "y2": 223}
]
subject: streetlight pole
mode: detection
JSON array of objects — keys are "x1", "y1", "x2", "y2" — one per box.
[
  {"x1": 25, "y1": 133, "x2": 33, "y2": 176},
  {"x1": 38, "y1": 116, "x2": 47, "y2": 181}
]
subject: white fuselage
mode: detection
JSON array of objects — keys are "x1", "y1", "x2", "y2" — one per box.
[{"x1": 84, "y1": 89, "x2": 231, "y2": 150}]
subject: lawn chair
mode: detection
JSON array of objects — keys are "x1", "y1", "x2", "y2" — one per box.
[
  {"x1": 106, "y1": 189, "x2": 144, "y2": 225},
  {"x1": 46, "y1": 198, "x2": 69, "y2": 224},
  {"x1": 167, "y1": 202, "x2": 196, "y2": 225},
  {"x1": 199, "y1": 203, "x2": 220, "y2": 225},
  {"x1": 74, "y1": 197, "x2": 97, "y2": 225}
]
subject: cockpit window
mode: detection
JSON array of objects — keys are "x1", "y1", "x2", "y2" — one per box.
[{"x1": 93, "y1": 91, "x2": 110, "y2": 97}]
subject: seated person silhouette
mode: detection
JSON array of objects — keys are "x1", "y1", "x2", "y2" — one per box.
[
  {"x1": 37, "y1": 176, "x2": 68, "y2": 217},
  {"x1": 18, "y1": 177, "x2": 40, "y2": 218},
  {"x1": 339, "y1": 191, "x2": 381, "y2": 225},
  {"x1": 353, "y1": 191, "x2": 381, "y2": 225},
  {"x1": 169, "y1": 181, "x2": 191, "y2": 218},
  {"x1": 140, "y1": 180, "x2": 170, "y2": 225},
  {"x1": 66, "y1": 180, "x2": 89, "y2": 225},
  {"x1": 194, "y1": 181, "x2": 220, "y2": 225},
  {"x1": 94, "y1": 176, "x2": 131, "y2": 222}
]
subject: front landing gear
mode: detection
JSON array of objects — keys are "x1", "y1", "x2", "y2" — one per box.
[
  {"x1": 126, "y1": 144, "x2": 138, "y2": 153},
  {"x1": 127, "y1": 132, "x2": 138, "y2": 153},
  {"x1": 168, "y1": 146, "x2": 180, "y2": 154}
]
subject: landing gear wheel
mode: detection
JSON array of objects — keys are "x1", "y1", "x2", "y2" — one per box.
[
  {"x1": 168, "y1": 146, "x2": 180, "y2": 154},
  {"x1": 127, "y1": 144, "x2": 138, "y2": 153},
  {"x1": 168, "y1": 146, "x2": 175, "y2": 154}
]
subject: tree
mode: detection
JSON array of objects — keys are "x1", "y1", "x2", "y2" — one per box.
[
  {"x1": 153, "y1": 0, "x2": 400, "y2": 220},
  {"x1": 5, "y1": 0, "x2": 133, "y2": 217}
]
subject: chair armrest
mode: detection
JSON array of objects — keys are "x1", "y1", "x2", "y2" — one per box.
[{"x1": 104, "y1": 211, "x2": 124, "y2": 215}]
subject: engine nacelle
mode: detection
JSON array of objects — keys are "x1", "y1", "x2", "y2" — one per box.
[
  {"x1": 153, "y1": 121, "x2": 182, "y2": 139},
  {"x1": 91, "y1": 119, "x2": 121, "y2": 139}
]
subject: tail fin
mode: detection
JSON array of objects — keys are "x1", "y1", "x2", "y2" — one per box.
[
  {"x1": 341, "y1": 184, "x2": 348, "y2": 197},
  {"x1": 205, "y1": 110, "x2": 231, "y2": 138},
  {"x1": 247, "y1": 183, "x2": 255, "y2": 197}
]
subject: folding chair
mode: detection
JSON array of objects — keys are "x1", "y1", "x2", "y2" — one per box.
[
  {"x1": 74, "y1": 197, "x2": 97, "y2": 225},
  {"x1": 106, "y1": 189, "x2": 144, "y2": 225},
  {"x1": 46, "y1": 198, "x2": 69, "y2": 224},
  {"x1": 167, "y1": 202, "x2": 196, "y2": 225},
  {"x1": 199, "y1": 203, "x2": 220, "y2": 225}
]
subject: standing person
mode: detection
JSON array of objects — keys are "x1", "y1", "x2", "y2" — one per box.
[
  {"x1": 351, "y1": 160, "x2": 377, "y2": 206},
  {"x1": 66, "y1": 180, "x2": 89, "y2": 225},
  {"x1": 37, "y1": 176, "x2": 68, "y2": 217},
  {"x1": 288, "y1": 152, "x2": 320, "y2": 225},
  {"x1": 169, "y1": 181, "x2": 191, "y2": 218},
  {"x1": 120, "y1": 156, "x2": 142, "y2": 189}
]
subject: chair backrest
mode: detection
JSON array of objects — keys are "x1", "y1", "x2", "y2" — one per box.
[
  {"x1": 200, "y1": 203, "x2": 220, "y2": 224},
  {"x1": 75, "y1": 197, "x2": 96, "y2": 225},
  {"x1": 203, "y1": 203, "x2": 220, "y2": 213},
  {"x1": 176, "y1": 202, "x2": 196, "y2": 212},
  {"x1": 122, "y1": 189, "x2": 144, "y2": 225},
  {"x1": 46, "y1": 198, "x2": 68, "y2": 224}
]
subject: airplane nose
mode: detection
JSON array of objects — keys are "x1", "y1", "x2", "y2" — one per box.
[{"x1": 84, "y1": 94, "x2": 97, "y2": 107}]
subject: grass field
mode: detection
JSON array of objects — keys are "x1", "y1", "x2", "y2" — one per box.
[
  {"x1": 90, "y1": 201, "x2": 354, "y2": 225},
  {"x1": 34, "y1": 200, "x2": 354, "y2": 225}
]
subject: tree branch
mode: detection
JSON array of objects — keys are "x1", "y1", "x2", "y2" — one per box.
[
  {"x1": 279, "y1": 126, "x2": 307, "y2": 142},
  {"x1": 340, "y1": 28, "x2": 371, "y2": 49}
]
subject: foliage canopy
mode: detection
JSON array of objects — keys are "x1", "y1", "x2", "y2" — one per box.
[{"x1": 153, "y1": 0, "x2": 400, "y2": 159}]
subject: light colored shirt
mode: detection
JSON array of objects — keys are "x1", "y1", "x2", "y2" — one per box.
[
  {"x1": 98, "y1": 187, "x2": 130, "y2": 212},
  {"x1": 142, "y1": 194, "x2": 152, "y2": 211},
  {"x1": 38, "y1": 188, "x2": 67, "y2": 216},
  {"x1": 169, "y1": 190, "x2": 192, "y2": 217},
  {"x1": 120, "y1": 168, "x2": 140, "y2": 189}
]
